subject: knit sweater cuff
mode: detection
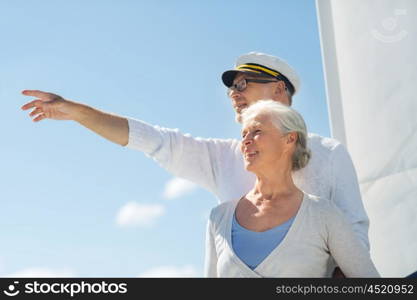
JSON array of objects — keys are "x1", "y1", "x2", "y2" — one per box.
[{"x1": 125, "y1": 117, "x2": 163, "y2": 155}]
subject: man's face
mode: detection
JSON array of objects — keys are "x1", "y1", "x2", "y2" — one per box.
[{"x1": 228, "y1": 73, "x2": 289, "y2": 123}]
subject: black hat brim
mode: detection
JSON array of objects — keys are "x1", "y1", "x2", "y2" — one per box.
[{"x1": 221, "y1": 70, "x2": 264, "y2": 87}]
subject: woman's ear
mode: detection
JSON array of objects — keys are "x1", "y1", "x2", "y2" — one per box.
[{"x1": 286, "y1": 132, "x2": 298, "y2": 144}]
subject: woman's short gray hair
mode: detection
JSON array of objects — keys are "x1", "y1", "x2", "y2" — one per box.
[{"x1": 241, "y1": 100, "x2": 311, "y2": 171}]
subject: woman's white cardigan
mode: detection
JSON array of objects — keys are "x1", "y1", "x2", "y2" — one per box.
[{"x1": 205, "y1": 193, "x2": 379, "y2": 278}]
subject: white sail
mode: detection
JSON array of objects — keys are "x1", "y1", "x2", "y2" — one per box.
[{"x1": 316, "y1": 0, "x2": 417, "y2": 277}]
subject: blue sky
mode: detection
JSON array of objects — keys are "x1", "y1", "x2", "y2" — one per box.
[{"x1": 0, "y1": 0, "x2": 329, "y2": 277}]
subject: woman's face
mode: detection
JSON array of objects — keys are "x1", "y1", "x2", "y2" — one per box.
[{"x1": 240, "y1": 113, "x2": 293, "y2": 173}]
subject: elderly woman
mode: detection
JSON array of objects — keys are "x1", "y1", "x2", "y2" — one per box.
[{"x1": 204, "y1": 100, "x2": 379, "y2": 277}]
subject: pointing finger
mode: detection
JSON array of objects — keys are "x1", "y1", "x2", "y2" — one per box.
[{"x1": 22, "y1": 90, "x2": 56, "y2": 100}]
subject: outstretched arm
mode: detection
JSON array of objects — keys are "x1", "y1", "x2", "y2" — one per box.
[
  {"x1": 21, "y1": 90, "x2": 129, "y2": 146},
  {"x1": 21, "y1": 90, "x2": 237, "y2": 200}
]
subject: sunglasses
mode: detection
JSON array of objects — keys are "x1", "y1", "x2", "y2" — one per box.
[{"x1": 228, "y1": 78, "x2": 278, "y2": 93}]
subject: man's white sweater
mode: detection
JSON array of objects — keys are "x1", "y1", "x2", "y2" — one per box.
[{"x1": 125, "y1": 117, "x2": 370, "y2": 250}]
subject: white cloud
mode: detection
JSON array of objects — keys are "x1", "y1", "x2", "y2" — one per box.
[
  {"x1": 116, "y1": 201, "x2": 165, "y2": 227},
  {"x1": 5, "y1": 267, "x2": 75, "y2": 277},
  {"x1": 163, "y1": 177, "x2": 197, "y2": 200},
  {"x1": 138, "y1": 265, "x2": 199, "y2": 277}
]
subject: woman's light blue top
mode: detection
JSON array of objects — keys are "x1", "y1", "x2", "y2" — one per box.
[{"x1": 232, "y1": 212, "x2": 295, "y2": 270}]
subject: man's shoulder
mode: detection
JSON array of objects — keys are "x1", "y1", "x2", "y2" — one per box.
[{"x1": 307, "y1": 132, "x2": 342, "y2": 153}]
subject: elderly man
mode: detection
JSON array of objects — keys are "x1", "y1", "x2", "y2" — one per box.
[{"x1": 21, "y1": 52, "x2": 369, "y2": 276}]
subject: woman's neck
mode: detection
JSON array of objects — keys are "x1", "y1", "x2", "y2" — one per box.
[{"x1": 250, "y1": 163, "x2": 300, "y2": 203}]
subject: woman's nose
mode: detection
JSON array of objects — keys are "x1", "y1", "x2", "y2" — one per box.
[{"x1": 243, "y1": 138, "x2": 252, "y2": 146}]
